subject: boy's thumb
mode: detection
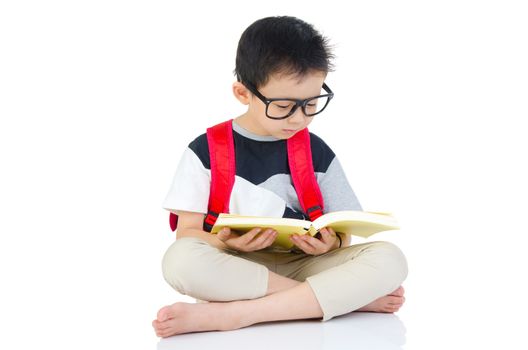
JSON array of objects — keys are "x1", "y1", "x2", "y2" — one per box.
[{"x1": 217, "y1": 227, "x2": 230, "y2": 238}]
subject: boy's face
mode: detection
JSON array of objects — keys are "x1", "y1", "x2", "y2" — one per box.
[{"x1": 235, "y1": 70, "x2": 327, "y2": 139}]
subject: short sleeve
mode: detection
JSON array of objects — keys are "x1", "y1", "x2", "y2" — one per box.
[
  {"x1": 316, "y1": 156, "x2": 363, "y2": 213},
  {"x1": 162, "y1": 147, "x2": 211, "y2": 214},
  {"x1": 309, "y1": 132, "x2": 363, "y2": 213}
]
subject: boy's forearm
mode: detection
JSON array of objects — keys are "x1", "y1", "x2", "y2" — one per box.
[{"x1": 177, "y1": 228, "x2": 228, "y2": 250}]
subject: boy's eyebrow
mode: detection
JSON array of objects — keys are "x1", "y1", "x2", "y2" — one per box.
[
  {"x1": 266, "y1": 86, "x2": 328, "y2": 100},
  {"x1": 269, "y1": 91, "x2": 326, "y2": 100}
]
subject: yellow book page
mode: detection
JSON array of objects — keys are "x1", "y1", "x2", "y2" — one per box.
[
  {"x1": 321, "y1": 221, "x2": 399, "y2": 238},
  {"x1": 312, "y1": 210, "x2": 400, "y2": 238}
]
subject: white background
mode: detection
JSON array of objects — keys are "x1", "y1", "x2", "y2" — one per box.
[{"x1": 1, "y1": 0, "x2": 527, "y2": 349}]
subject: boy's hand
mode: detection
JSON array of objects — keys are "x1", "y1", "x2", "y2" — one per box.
[
  {"x1": 216, "y1": 227, "x2": 278, "y2": 252},
  {"x1": 289, "y1": 227, "x2": 338, "y2": 256}
]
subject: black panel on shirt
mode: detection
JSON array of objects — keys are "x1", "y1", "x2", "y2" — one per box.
[
  {"x1": 283, "y1": 206, "x2": 309, "y2": 220},
  {"x1": 187, "y1": 129, "x2": 336, "y2": 185}
]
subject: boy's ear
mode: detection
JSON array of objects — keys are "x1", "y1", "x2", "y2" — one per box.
[{"x1": 232, "y1": 82, "x2": 252, "y2": 105}]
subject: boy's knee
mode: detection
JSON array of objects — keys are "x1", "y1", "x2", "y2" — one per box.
[
  {"x1": 161, "y1": 237, "x2": 210, "y2": 294},
  {"x1": 366, "y1": 241, "x2": 409, "y2": 285}
]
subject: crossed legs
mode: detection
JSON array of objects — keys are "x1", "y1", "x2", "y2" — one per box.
[
  {"x1": 153, "y1": 270, "x2": 405, "y2": 337},
  {"x1": 154, "y1": 238, "x2": 407, "y2": 337}
]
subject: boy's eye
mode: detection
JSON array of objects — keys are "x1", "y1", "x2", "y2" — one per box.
[{"x1": 272, "y1": 101, "x2": 294, "y2": 109}]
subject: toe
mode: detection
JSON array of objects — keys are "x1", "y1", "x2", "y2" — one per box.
[
  {"x1": 383, "y1": 305, "x2": 394, "y2": 313},
  {"x1": 157, "y1": 305, "x2": 173, "y2": 322},
  {"x1": 387, "y1": 304, "x2": 400, "y2": 312},
  {"x1": 388, "y1": 295, "x2": 403, "y2": 304},
  {"x1": 153, "y1": 320, "x2": 162, "y2": 332},
  {"x1": 389, "y1": 286, "x2": 404, "y2": 296},
  {"x1": 390, "y1": 296, "x2": 405, "y2": 306},
  {"x1": 155, "y1": 320, "x2": 171, "y2": 331},
  {"x1": 159, "y1": 328, "x2": 174, "y2": 338}
]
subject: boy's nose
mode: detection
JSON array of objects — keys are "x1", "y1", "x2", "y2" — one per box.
[{"x1": 288, "y1": 106, "x2": 306, "y2": 123}]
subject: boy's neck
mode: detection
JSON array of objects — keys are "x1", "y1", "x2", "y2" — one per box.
[{"x1": 233, "y1": 115, "x2": 281, "y2": 142}]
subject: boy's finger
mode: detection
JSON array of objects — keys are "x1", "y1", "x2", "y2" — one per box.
[
  {"x1": 318, "y1": 228, "x2": 332, "y2": 242},
  {"x1": 292, "y1": 234, "x2": 317, "y2": 249},
  {"x1": 255, "y1": 229, "x2": 276, "y2": 247},
  {"x1": 321, "y1": 228, "x2": 338, "y2": 241},
  {"x1": 216, "y1": 227, "x2": 228, "y2": 241},
  {"x1": 309, "y1": 235, "x2": 327, "y2": 249},
  {"x1": 321, "y1": 227, "x2": 335, "y2": 235},
  {"x1": 321, "y1": 230, "x2": 338, "y2": 248},
  {"x1": 243, "y1": 228, "x2": 262, "y2": 242},
  {"x1": 216, "y1": 229, "x2": 226, "y2": 241}
]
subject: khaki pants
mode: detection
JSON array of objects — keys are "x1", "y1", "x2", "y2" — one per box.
[{"x1": 161, "y1": 236, "x2": 408, "y2": 322}]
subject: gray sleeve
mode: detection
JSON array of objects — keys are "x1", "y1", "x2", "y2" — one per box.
[{"x1": 316, "y1": 156, "x2": 363, "y2": 213}]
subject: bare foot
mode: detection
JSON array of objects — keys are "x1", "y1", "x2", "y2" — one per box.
[
  {"x1": 356, "y1": 286, "x2": 406, "y2": 313},
  {"x1": 152, "y1": 302, "x2": 238, "y2": 338}
]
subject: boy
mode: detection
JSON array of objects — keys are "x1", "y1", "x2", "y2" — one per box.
[{"x1": 153, "y1": 16, "x2": 408, "y2": 337}]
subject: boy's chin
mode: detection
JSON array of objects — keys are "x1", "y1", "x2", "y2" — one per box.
[
  {"x1": 275, "y1": 134, "x2": 294, "y2": 140},
  {"x1": 279, "y1": 129, "x2": 301, "y2": 138}
]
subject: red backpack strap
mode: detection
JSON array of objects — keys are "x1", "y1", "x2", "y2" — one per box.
[
  {"x1": 287, "y1": 128, "x2": 325, "y2": 221},
  {"x1": 169, "y1": 212, "x2": 178, "y2": 231},
  {"x1": 169, "y1": 119, "x2": 236, "y2": 232},
  {"x1": 203, "y1": 119, "x2": 236, "y2": 231}
]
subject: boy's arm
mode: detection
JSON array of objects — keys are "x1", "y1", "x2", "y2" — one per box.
[{"x1": 172, "y1": 210, "x2": 228, "y2": 250}]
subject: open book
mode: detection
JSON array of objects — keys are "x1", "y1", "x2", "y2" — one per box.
[{"x1": 210, "y1": 210, "x2": 400, "y2": 249}]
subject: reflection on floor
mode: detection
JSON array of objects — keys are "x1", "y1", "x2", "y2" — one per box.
[{"x1": 157, "y1": 311, "x2": 406, "y2": 350}]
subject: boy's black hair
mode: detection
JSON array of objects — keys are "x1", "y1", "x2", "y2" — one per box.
[{"x1": 234, "y1": 16, "x2": 335, "y2": 89}]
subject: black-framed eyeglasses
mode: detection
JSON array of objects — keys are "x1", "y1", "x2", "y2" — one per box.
[{"x1": 243, "y1": 82, "x2": 334, "y2": 120}]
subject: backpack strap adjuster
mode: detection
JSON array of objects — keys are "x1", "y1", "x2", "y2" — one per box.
[
  {"x1": 306, "y1": 205, "x2": 324, "y2": 221},
  {"x1": 307, "y1": 205, "x2": 322, "y2": 214},
  {"x1": 205, "y1": 210, "x2": 219, "y2": 225}
]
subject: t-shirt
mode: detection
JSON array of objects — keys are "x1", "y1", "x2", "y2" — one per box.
[{"x1": 163, "y1": 119, "x2": 363, "y2": 220}]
